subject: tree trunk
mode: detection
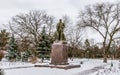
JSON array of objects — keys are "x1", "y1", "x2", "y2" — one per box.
[
  {"x1": 103, "y1": 54, "x2": 107, "y2": 63},
  {"x1": 41, "y1": 58, "x2": 44, "y2": 63},
  {"x1": 103, "y1": 41, "x2": 107, "y2": 63},
  {"x1": 103, "y1": 37, "x2": 113, "y2": 63}
]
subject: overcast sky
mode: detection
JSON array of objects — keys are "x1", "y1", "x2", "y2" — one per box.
[{"x1": 0, "y1": 0, "x2": 119, "y2": 42}]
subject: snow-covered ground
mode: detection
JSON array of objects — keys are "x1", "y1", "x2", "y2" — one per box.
[
  {"x1": 90, "y1": 60, "x2": 120, "y2": 75},
  {"x1": 0, "y1": 58, "x2": 120, "y2": 75}
]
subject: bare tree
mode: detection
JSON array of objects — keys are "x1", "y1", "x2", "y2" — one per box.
[
  {"x1": 62, "y1": 15, "x2": 72, "y2": 36},
  {"x1": 67, "y1": 25, "x2": 83, "y2": 59},
  {"x1": 9, "y1": 10, "x2": 55, "y2": 47},
  {"x1": 62, "y1": 15, "x2": 83, "y2": 59},
  {"x1": 45, "y1": 15, "x2": 55, "y2": 36},
  {"x1": 78, "y1": 3, "x2": 120, "y2": 63}
]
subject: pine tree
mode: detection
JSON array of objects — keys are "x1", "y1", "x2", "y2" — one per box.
[
  {"x1": 0, "y1": 69, "x2": 4, "y2": 75},
  {"x1": 36, "y1": 26, "x2": 51, "y2": 62},
  {"x1": 6, "y1": 34, "x2": 21, "y2": 61},
  {"x1": 84, "y1": 39, "x2": 90, "y2": 58},
  {"x1": 85, "y1": 39, "x2": 90, "y2": 49},
  {"x1": 22, "y1": 50, "x2": 32, "y2": 62}
]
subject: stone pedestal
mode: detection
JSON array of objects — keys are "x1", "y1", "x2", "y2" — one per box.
[{"x1": 51, "y1": 41, "x2": 68, "y2": 65}]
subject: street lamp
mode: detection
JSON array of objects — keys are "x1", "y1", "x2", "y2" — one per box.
[
  {"x1": 110, "y1": 41, "x2": 116, "y2": 59},
  {"x1": 87, "y1": 50, "x2": 89, "y2": 61},
  {"x1": 110, "y1": 40, "x2": 116, "y2": 67}
]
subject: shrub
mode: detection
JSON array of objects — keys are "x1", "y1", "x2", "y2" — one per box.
[
  {"x1": 0, "y1": 51, "x2": 4, "y2": 61},
  {"x1": 80, "y1": 61, "x2": 83, "y2": 64}
]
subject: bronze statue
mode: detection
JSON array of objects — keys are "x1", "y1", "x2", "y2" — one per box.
[{"x1": 54, "y1": 19, "x2": 66, "y2": 41}]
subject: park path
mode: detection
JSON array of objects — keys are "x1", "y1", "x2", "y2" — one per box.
[
  {"x1": 2, "y1": 65, "x2": 34, "y2": 70},
  {"x1": 75, "y1": 64, "x2": 109, "y2": 75},
  {"x1": 3, "y1": 66, "x2": 34, "y2": 70}
]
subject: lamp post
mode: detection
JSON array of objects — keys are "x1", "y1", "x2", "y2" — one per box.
[
  {"x1": 87, "y1": 50, "x2": 89, "y2": 61},
  {"x1": 110, "y1": 40, "x2": 116, "y2": 67},
  {"x1": 110, "y1": 41, "x2": 116, "y2": 59}
]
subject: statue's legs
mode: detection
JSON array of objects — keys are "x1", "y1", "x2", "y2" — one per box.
[{"x1": 59, "y1": 31, "x2": 62, "y2": 40}]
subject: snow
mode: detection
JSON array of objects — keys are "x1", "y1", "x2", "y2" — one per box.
[
  {"x1": 90, "y1": 60, "x2": 120, "y2": 75},
  {"x1": 0, "y1": 58, "x2": 120, "y2": 75}
]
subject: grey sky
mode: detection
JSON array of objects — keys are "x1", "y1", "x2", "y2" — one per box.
[
  {"x1": 0, "y1": 0, "x2": 119, "y2": 42},
  {"x1": 0, "y1": 0, "x2": 117, "y2": 25}
]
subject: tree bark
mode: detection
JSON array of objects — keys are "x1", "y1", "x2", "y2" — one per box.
[
  {"x1": 103, "y1": 41, "x2": 107, "y2": 63},
  {"x1": 103, "y1": 54, "x2": 107, "y2": 63}
]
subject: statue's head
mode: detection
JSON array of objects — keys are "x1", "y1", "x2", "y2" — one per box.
[{"x1": 59, "y1": 19, "x2": 62, "y2": 23}]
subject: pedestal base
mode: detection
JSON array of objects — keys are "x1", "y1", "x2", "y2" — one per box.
[
  {"x1": 51, "y1": 41, "x2": 68, "y2": 65},
  {"x1": 35, "y1": 64, "x2": 80, "y2": 69}
]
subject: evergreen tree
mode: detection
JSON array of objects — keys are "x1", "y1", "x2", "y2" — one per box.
[
  {"x1": 6, "y1": 34, "x2": 21, "y2": 61},
  {"x1": 85, "y1": 39, "x2": 90, "y2": 49},
  {"x1": 36, "y1": 26, "x2": 51, "y2": 62},
  {"x1": 84, "y1": 39, "x2": 90, "y2": 58},
  {"x1": 0, "y1": 69, "x2": 4, "y2": 75},
  {"x1": 22, "y1": 50, "x2": 32, "y2": 62}
]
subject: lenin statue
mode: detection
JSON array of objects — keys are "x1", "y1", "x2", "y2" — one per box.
[
  {"x1": 55, "y1": 19, "x2": 66, "y2": 41},
  {"x1": 51, "y1": 19, "x2": 68, "y2": 65}
]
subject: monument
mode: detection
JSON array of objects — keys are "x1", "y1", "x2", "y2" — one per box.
[
  {"x1": 54, "y1": 19, "x2": 66, "y2": 41},
  {"x1": 35, "y1": 19, "x2": 80, "y2": 69},
  {"x1": 51, "y1": 19, "x2": 68, "y2": 65}
]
